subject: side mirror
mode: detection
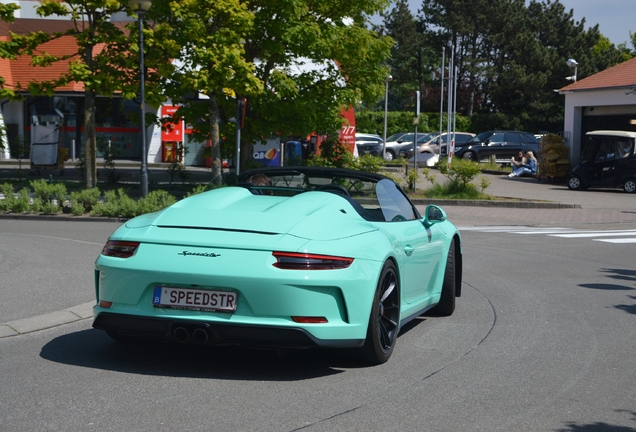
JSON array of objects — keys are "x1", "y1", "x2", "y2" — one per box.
[{"x1": 423, "y1": 204, "x2": 447, "y2": 229}]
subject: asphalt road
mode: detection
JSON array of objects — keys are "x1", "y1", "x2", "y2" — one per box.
[
  {"x1": 1, "y1": 218, "x2": 635, "y2": 430},
  {"x1": 1, "y1": 172, "x2": 635, "y2": 430}
]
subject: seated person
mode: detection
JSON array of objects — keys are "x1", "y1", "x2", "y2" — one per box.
[
  {"x1": 510, "y1": 151, "x2": 527, "y2": 168},
  {"x1": 247, "y1": 173, "x2": 273, "y2": 194},
  {"x1": 508, "y1": 151, "x2": 537, "y2": 177}
]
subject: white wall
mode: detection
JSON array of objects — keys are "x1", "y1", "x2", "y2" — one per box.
[{"x1": 0, "y1": 101, "x2": 24, "y2": 159}]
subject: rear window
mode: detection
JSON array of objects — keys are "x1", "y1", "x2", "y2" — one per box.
[
  {"x1": 521, "y1": 133, "x2": 538, "y2": 143},
  {"x1": 583, "y1": 135, "x2": 635, "y2": 161},
  {"x1": 507, "y1": 133, "x2": 524, "y2": 143}
]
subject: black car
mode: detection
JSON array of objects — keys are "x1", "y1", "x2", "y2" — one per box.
[
  {"x1": 454, "y1": 131, "x2": 540, "y2": 162},
  {"x1": 567, "y1": 130, "x2": 636, "y2": 193}
]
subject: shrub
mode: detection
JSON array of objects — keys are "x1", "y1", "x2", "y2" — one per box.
[
  {"x1": 0, "y1": 183, "x2": 14, "y2": 212},
  {"x1": 185, "y1": 184, "x2": 208, "y2": 197},
  {"x1": 438, "y1": 158, "x2": 483, "y2": 189},
  {"x1": 69, "y1": 188, "x2": 101, "y2": 214},
  {"x1": 11, "y1": 188, "x2": 31, "y2": 213},
  {"x1": 30, "y1": 179, "x2": 67, "y2": 214},
  {"x1": 96, "y1": 136, "x2": 121, "y2": 184},
  {"x1": 138, "y1": 190, "x2": 177, "y2": 214},
  {"x1": 417, "y1": 158, "x2": 492, "y2": 199},
  {"x1": 92, "y1": 189, "x2": 138, "y2": 218},
  {"x1": 92, "y1": 189, "x2": 176, "y2": 218},
  {"x1": 307, "y1": 137, "x2": 383, "y2": 173}
]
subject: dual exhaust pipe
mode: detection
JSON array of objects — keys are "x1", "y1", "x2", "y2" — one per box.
[{"x1": 172, "y1": 325, "x2": 211, "y2": 344}]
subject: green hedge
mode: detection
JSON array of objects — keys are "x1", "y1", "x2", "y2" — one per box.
[{"x1": 355, "y1": 111, "x2": 471, "y2": 136}]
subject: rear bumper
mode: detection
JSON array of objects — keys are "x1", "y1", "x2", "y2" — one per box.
[{"x1": 93, "y1": 312, "x2": 364, "y2": 349}]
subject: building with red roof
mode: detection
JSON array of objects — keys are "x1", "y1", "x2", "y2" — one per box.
[
  {"x1": 559, "y1": 56, "x2": 636, "y2": 160},
  {"x1": 0, "y1": 6, "x2": 171, "y2": 164}
]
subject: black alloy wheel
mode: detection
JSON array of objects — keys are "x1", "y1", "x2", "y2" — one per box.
[
  {"x1": 358, "y1": 261, "x2": 400, "y2": 364},
  {"x1": 623, "y1": 178, "x2": 636, "y2": 193}
]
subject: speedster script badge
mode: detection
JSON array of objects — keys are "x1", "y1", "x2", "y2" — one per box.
[{"x1": 179, "y1": 251, "x2": 221, "y2": 258}]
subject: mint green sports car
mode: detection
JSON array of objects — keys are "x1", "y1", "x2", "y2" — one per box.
[{"x1": 93, "y1": 167, "x2": 462, "y2": 364}]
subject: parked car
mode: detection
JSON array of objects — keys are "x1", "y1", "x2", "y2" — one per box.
[
  {"x1": 567, "y1": 130, "x2": 636, "y2": 193},
  {"x1": 437, "y1": 132, "x2": 477, "y2": 156},
  {"x1": 92, "y1": 166, "x2": 463, "y2": 365},
  {"x1": 404, "y1": 132, "x2": 476, "y2": 159},
  {"x1": 385, "y1": 132, "x2": 436, "y2": 161},
  {"x1": 355, "y1": 133, "x2": 384, "y2": 156},
  {"x1": 454, "y1": 131, "x2": 539, "y2": 162},
  {"x1": 394, "y1": 133, "x2": 439, "y2": 159}
]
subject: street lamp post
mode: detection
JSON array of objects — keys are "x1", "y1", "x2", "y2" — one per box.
[
  {"x1": 382, "y1": 75, "x2": 392, "y2": 160},
  {"x1": 129, "y1": 0, "x2": 153, "y2": 197},
  {"x1": 566, "y1": 58, "x2": 578, "y2": 82}
]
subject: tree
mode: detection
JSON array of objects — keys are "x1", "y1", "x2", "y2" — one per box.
[
  {"x1": 415, "y1": 0, "x2": 608, "y2": 133},
  {"x1": 0, "y1": 0, "x2": 142, "y2": 189},
  {"x1": 377, "y1": 0, "x2": 435, "y2": 112},
  {"x1": 148, "y1": 0, "x2": 392, "y2": 176},
  {"x1": 234, "y1": 0, "x2": 393, "y2": 170},
  {"x1": 149, "y1": 0, "x2": 263, "y2": 186}
]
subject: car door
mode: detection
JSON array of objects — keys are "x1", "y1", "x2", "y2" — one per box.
[
  {"x1": 583, "y1": 139, "x2": 617, "y2": 186},
  {"x1": 477, "y1": 132, "x2": 506, "y2": 159},
  {"x1": 503, "y1": 133, "x2": 527, "y2": 159},
  {"x1": 375, "y1": 180, "x2": 443, "y2": 305}
]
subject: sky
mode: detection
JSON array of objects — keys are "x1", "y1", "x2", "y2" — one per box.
[
  {"x1": 531, "y1": 0, "x2": 633, "y2": 46},
  {"x1": 393, "y1": 0, "x2": 634, "y2": 46}
]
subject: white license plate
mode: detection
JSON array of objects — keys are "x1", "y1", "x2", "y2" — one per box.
[{"x1": 152, "y1": 287, "x2": 237, "y2": 312}]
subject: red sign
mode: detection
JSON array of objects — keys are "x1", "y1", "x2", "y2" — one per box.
[
  {"x1": 161, "y1": 106, "x2": 184, "y2": 142},
  {"x1": 339, "y1": 106, "x2": 356, "y2": 154}
]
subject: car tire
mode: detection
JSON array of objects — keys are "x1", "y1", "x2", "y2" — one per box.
[
  {"x1": 462, "y1": 151, "x2": 477, "y2": 161},
  {"x1": 567, "y1": 175, "x2": 585, "y2": 191},
  {"x1": 431, "y1": 240, "x2": 456, "y2": 317},
  {"x1": 623, "y1": 178, "x2": 636, "y2": 193},
  {"x1": 384, "y1": 150, "x2": 395, "y2": 161},
  {"x1": 357, "y1": 261, "x2": 400, "y2": 364}
]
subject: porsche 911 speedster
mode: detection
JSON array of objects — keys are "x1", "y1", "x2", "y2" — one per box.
[{"x1": 93, "y1": 167, "x2": 462, "y2": 364}]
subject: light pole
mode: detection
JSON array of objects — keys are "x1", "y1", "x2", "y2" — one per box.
[
  {"x1": 382, "y1": 75, "x2": 392, "y2": 160},
  {"x1": 129, "y1": 0, "x2": 153, "y2": 197},
  {"x1": 566, "y1": 58, "x2": 578, "y2": 82}
]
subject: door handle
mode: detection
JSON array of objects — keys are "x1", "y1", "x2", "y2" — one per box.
[{"x1": 404, "y1": 246, "x2": 414, "y2": 256}]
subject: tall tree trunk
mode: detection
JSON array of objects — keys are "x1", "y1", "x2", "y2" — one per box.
[
  {"x1": 208, "y1": 95, "x2": 222, "y2": 186},
  {"x1": 84, "y1": 89, "x2": 97, "y2": 188},
  {"x1": 83, "y1": 42, "x2": 96, "y2": 189},
  {"x1": 240, "y1": 140, "x2": 253, "y2": 172}
]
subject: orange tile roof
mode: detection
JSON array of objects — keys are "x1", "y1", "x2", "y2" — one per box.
[
  {"x1": 0, "y1": 19, "x2": 125, "y2": 93},
  {"x1": 0, "y1": 18, "x2": 76, "y2": 36},
  {"x1": 560, "y1": 56, "x2": 636, "y2": 92}
]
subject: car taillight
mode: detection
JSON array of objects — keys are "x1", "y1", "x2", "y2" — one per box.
[
  {"x1": 101, "y1": 240, "x2": 140, "y2": 258},
  {"x1": 272, "y1": 252, "x2": 353, "y2": 270}
]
